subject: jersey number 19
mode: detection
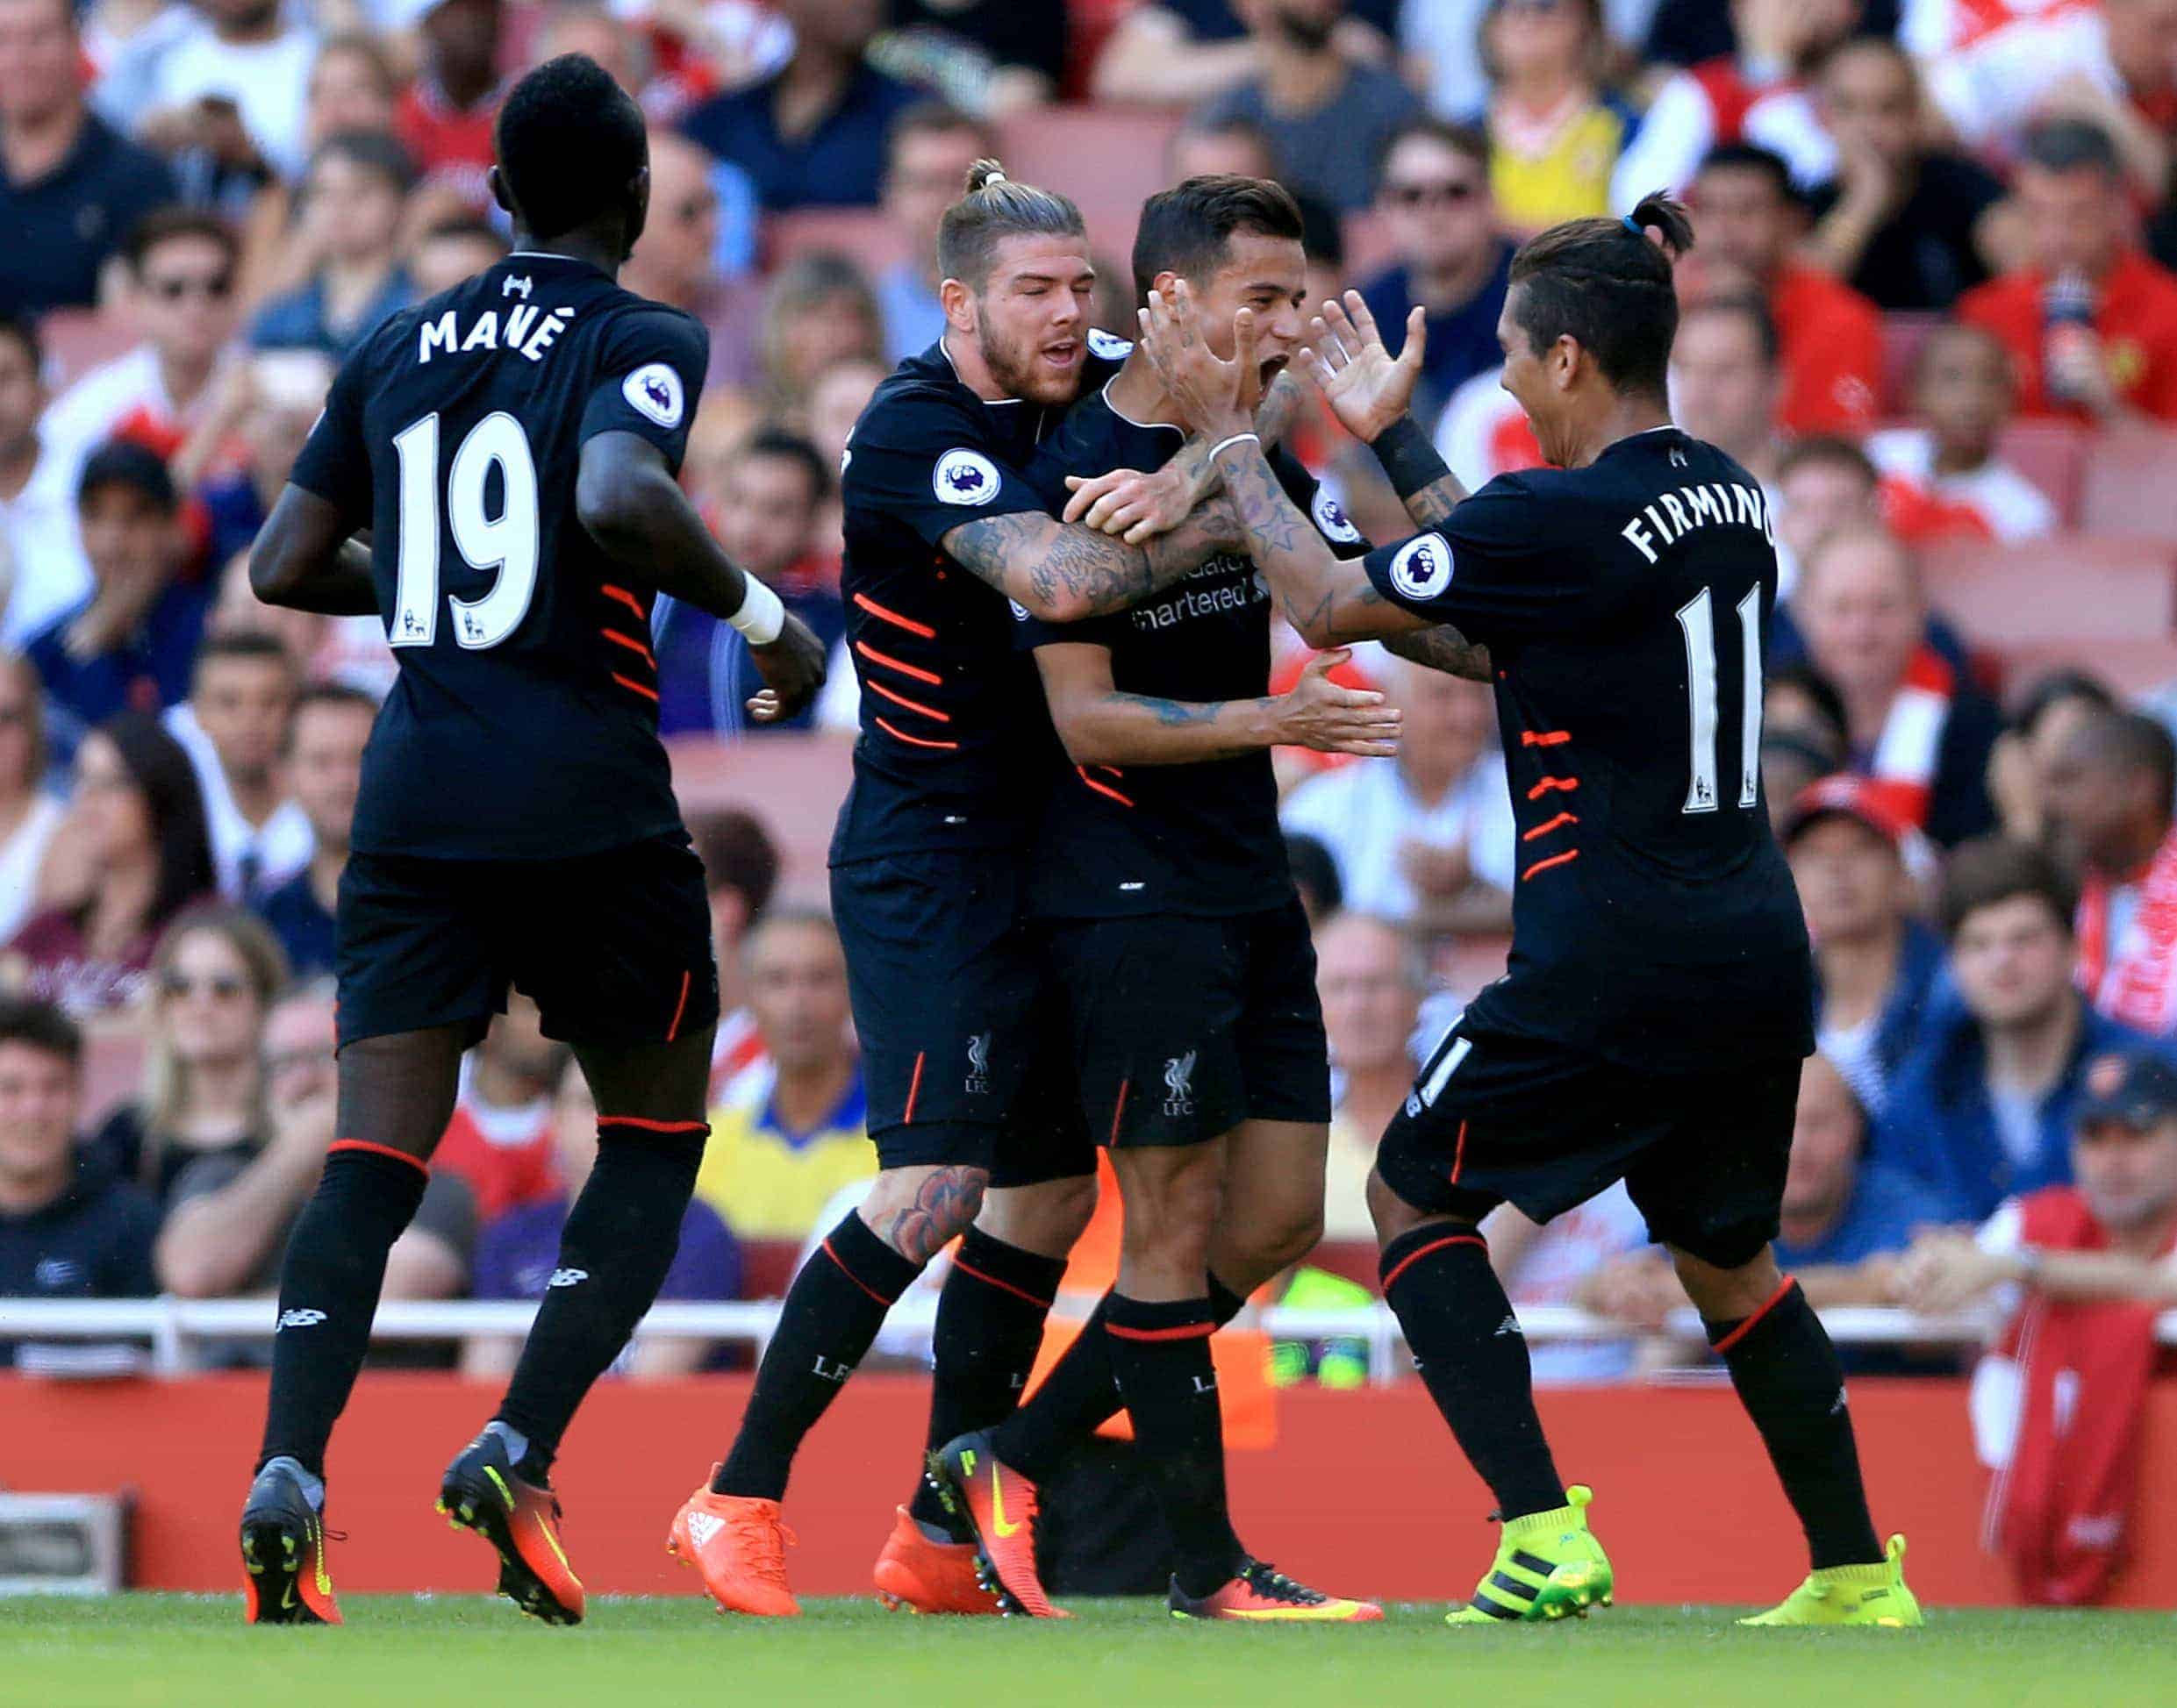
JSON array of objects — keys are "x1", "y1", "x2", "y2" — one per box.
[
  {"x1": 1675, "y1": 585, "x2": 1763, "y2": 816},
  {"x1": 390, "y1": 411, "x2": 541, "y2": 652}
]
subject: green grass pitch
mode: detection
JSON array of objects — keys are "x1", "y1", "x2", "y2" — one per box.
[{"x1": 1, "y1": 1595, "x2": 2168, "y2": 1708}]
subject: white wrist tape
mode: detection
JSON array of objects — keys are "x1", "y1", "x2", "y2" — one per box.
[
  {"x1": 728, "y1": 575, "x2": 786, "y2": 644},
  {"x1": 1208, "y1": 431, "x2": 1261, "y2": 462}
]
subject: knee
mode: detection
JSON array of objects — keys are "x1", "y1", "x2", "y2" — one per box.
[
  {"x1": 1217, "y1": 1195, "x2": 1323, "y2": 1288},
  {"x1": 862, "y1": 1164, "x2": 990, "y2": 1262},
  {"x1": 1121, "y1": 1158, "x2": 1223, "y2": 1269},
  {"x1": 1366, "y1": 1167, "x2": 1431, "y2": 1249},
  {"x1": 1670, "y1": 1242, "x2": 1780, "y2": 1321},
  {"x1": 982, "y1": 1172, "x2": 1099, "y2": 1255}
]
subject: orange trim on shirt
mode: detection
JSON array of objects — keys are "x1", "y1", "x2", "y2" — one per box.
[
  {"x1": 601, "y1": 583, "x2": 648, "y2": 621},
  {"x1": 1077, "y1": 766, "x2": 1136, "y2": 808},
  {"x1": 612, "y1": 672, "x2": 660, "y2": 703},
  {"x1": 602, "y1": 627, "x2": 656, "y2": 668},
  {"x1": 1522, "y1": 849, "x2": 1581, "y2": 882},
  {"x1": 856, "y1": 640, "x2": 942, "y2": 686},
  {"x1": 853, "y1": 590, "x2": 937, "y2": 639},
  {"x1": 1522, "y1": 811, "x2": 1579, "y2": 841},
  {"x1": 874, "y1": 716, "x2": 960, "y2": 750},
  {"x1": 866, "y1": 677, "x2": 951, "y2": 722},
  {"x1": 1527, "y1": 775, "x2": 1579, "y2": 800}
]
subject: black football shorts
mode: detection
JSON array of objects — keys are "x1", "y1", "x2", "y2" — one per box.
[
  {"x1": 1044, "y1": 897, "x2": 1331, "y2": 1149},
  {"x1": 831, "y1": 847, "x2": 1092, "y2": 1183},
  {"x1": 335, "y1": 831, "x2": 721, "y2": 1050},
  {"x1": 1374, "y1": 1015, "x2": 1803, "y2": 1270}
]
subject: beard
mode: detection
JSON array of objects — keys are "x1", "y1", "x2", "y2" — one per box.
[{"x1": 978, "y1": 320, "x2": 1079, "y2": 408}]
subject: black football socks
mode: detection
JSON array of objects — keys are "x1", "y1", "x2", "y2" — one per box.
[
  {"x1": 713, "y1": 1211, "x2": 920, "y2": 1499},
  {"x1": 1104, "y1": 1292, "x2": 1244, "y2": 1599},
  {"x1": 1706, "y1": 1279, "x2": 1882, "y2": 1569},
  {"x1": 1378, "y1": 1225, "x2": 1566, "y2": 1521},
  {"x1": 256, "y1": 1144, "x2": 430, "y2": 1477}
]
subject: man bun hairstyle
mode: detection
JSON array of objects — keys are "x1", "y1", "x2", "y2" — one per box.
[
  {"x1": 495, "y1": 54, "x2": 648, "y2": 243},
  {"x1": 936, "y1": 159, "x2": 1085, "y2": 292},
  {"x1": 1507, "y1": 191, "x2": 1694, "y2": 400},
  {"x1": 1132, "y1": 174, "x2": 1306, "y2": 317}
]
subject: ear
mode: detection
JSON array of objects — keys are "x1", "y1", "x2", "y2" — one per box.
[
  {"x1": 624, "y1": 165, "x2": 651, "y2": 254},
  {"x1": 1550, "y1": 334, "x2": 1582, "y2": 391},
  {"x1": 1152, "y1": 268, "x2": 1179, "y2": 304},
  {"x1": 486, "y1": 164, "x2": 515, "y2": 220},
  {"x1": 939, "y1": 275, "x2": 977, "y2": 333}
]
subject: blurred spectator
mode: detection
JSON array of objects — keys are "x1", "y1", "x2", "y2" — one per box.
[
  {"x1": 5, "y1": 712, "x2": 211, "y2": 1015},
  {"x1": 1957, "y1": 119, "x2": 2177, "y2": 425},
  {"x1": 466, "y1": 1062, "x2": 742, "y2": 1378},
  {"x1": 875, "y1": 102, "x2": 995, "y2": 362},
  {"x1": 25, "y1": 442, "x2": 207, "y2": 745},
  {"x1": 1314, "y1": 911, "x2": 1418, "y2": 1239},
  {"x1": 1988, "y1": 669, "x2": 2117, "y2": 848},
  {"x1": 2045, "y1": 711, "x2": 2177, "y2": 1037},
  {"x1": 194, "y1": 349, "x2": 338, "y2": 575},
  {"x1": 660, "y1": 431, "x2": 845, "y2": 737},
  {"x1": 38, "y1": 210, "x2": 241, "y2": 489},
  {"x1": 758, "y1": 251, "x2": 884, "y2": 424},
  {"x1": 155, "y1": 980, "x2": 476, "y2": 1301},
  {"x1": 0, "y1": 312, "x2": 92, "y2": 648},
  {"x1": 1401, "y1": 0, "x2": 1495, "y2": 124},
  {"x1": 1782, "y1": 775, "x2": 1945, "y2": 1115},
  {"x1": 407, "y1": 211, "x2": 509, "y2": 297},
  {"x1": 0, "y1": 657, "x2": 61, "y2": 943},
  {"x1": 0, "y1": 997, "x2": 156, "y2": 1326},
  {"x1": 689, "y1": 805, "x2": 781, "y2": 1096},
  {"x1": 1495, "y1": 1184, "x2": 1658, "y2": 1382},
  {"x1": 1667, "y1": 293, "x2": 1784, "y2": 490},
  {"x1": 1772, "y1": 435, "x2": 1881, "y2": 584},
  {"x1": 1285, "y1": 829, "x2": 1343, "y2": 925},
  {"x1": 1095, "y1": 0, "x2": 1398, "y2": 107},
  {"x1": 1897, "y1": 1041, "x2": 2177, "y2": 1606},
  {"x1": 1881, "y1": 837, "x2": 2138, "y2": 1218},
  {"x1": 135, "y1": 0, "x2": 318, "y2": 187},
  {"x1": 1791, "y1": 524, "x2": 1999, "y2": 847},
  {"x1": 1357, "y1": 121, "x2": 1512, "y2": 426},
  {"x1": 254, "y1": 683, "x2": 374, "y2": 980},
  {"x1": 1476, "y1": 0, "x2": 1638, "y2": 232},
  {"x1": 1686, "y1": 143, "x2": 1882, "y2": 435},
  {"x1": 90, "y1": 903, "x2": 282, "y2": 1204},
  {"x1": 807, "y1": 354, "x2": 887, "y2": 481},
  {"x1": 1166, "y1": 113, "x2": 1278, "y2": 182},
  {"x1": 247, "y1": 132, "x2": 416, "y2": 360},
  {"x1": 1612, "y1": 0, "x2": 1862, "y2": 205},
  {"x1": 1927, "y1": 0, "x2": 2177, "y2": 200},
  {"x1": 875, "y1": 0, "x2": 1068, "y2": 115},
  {"x1": 1774, "y1": 1051, "x2": 1957, "y2": 1303},
  {"x1": 1761, "y1": 663, "x2": 1851, "y2": 817},
  {"x1": 621, "y1": 129, "x2": 761, "y2": 390},
  {"x1": 391, "y1": 0, "x2": 508, "y2": 211},
  {"x1": 1801, "y1": 39, "x2": 2002, "y2": 312},
  {"x1": 166, "y1": 632, "x2": 307, "y2": 902},
  {"x1": 693, "y1": 908, "x2": 871, "y2": 1241},
  {"x1": 0, "y1": 0, "x2": 177, "y2": 315},
  {"x1": 1280, "y1": 661, "x2": 1515, "y2": 934},
  {"x1": 435, "y1": 995, "x2": 566, "y2": 1223},
  {"x1": 681, "y1": 0, "x2": 920, "y2": 211},
  {"x1": 1865, "y1": 324, "x2": 2058, "y2": 546},
  {"x1": 1188, "y1": 1, "x2": 1421, "y2": 211}
]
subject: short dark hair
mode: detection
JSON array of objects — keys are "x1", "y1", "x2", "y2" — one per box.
[
  {"x1": 0, "y1": 309, "x2": 42, "y2": 375},
  {"x1": 1696, "y1": 142, "x2": 1795, "y2": 204},
  {"x1": 936, "y1": 160, "x2": 1085, "y2": 292},
  {"x1": 419, "y1": 211, "x2": 508, "y2": 254},
  {"x1": 495, "y1": 54, "x2": 648, "y2": 242},
  {"x1": 1938, "y1": 837, "x2": 2079, "y2": 940},
  {"x1": 1777, "y1": 433, "x2": 1879, "y2": 488},
  {"x1": 1766, "y1": 662, "x2": 1850, "y2": 754},
  {"x1": 125, "y1": 206, "x2": 239, "y2": 275},
  {"x1": 2008, "y1": 668, "x2": 2116, "y2": 739},
  {"x1": 306, "y1": 128, "x2": 417, "y2": 197},
  {"x1": 77, "y1": 439, "x2": 177, "y2": 514},
  {"x1": 1506, "y1": 192, "x2": 1694, "y2": 400},
  {"x1": 740, "y1": 427, "x2": 831, "y2": 506},
  {"x1": 2022, "y1": 118, "x2": 2123, "y2": 182},
  {"x1": 294, "y1": 682, "x2": 381, "y2": 721},
  {"x1": 1378, "y1": 117, "x2": 1491, "y2": 179},
  {"x1": 1284, "y1": 833, "x2": 1342, "y2": 918},
  {"x1": 689, "y1": 807, "x2": 780, "y2": 920},
  {"x1": 888, "y1": 100, "x2": 998, "y2": 168},
  {"x1": 1679, "y1": 291, "x2": 1780, "y2": 368},
  {"x1": 193, "y1": 629, "x2": 297, "y2": 690},
  {"x1": 1132, "y1": 175, "x2": 1306, "y2": 318},
  {"x1": 2077, "y1": 710, "x2": 2177, "y2": 821},
  {"x1": 0, "y1": 996, "x2": 82, "y2": 1068},
  {"x1": 1286, "y1": 182, "x2": 1344, "y2": 269}
]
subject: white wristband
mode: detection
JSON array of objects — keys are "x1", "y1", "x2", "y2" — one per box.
[
  {"x1": 1207, "y1": 431, "x2": 1260, "y2": 462},
  {"x1": 727, "y1": 575, "x2": 785, "y2": 645}
]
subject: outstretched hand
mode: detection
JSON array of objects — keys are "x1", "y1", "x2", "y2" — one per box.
[
  {"x1": 1298, "y1": 291, "x2": 1427, "y2": 446},
  {"x1": 1271, "y1": 648, "x2": 1401, "y2": 757},
  {"x1": 1136, "y1": 279, "x2": 1260, "y2": 441}
]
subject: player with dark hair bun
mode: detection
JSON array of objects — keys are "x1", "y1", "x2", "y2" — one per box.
[{"x1": 1126, "y1": 197, "x2": 1923, "y2": 1631}]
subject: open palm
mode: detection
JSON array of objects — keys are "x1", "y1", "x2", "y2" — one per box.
[{"x1": 1300, "y1": 292, "x2": 1428, "y2": 445}]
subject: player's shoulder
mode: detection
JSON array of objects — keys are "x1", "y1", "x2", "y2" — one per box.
[{"x1": 856, "y1": 343, "x2": 993, "y2": 445}]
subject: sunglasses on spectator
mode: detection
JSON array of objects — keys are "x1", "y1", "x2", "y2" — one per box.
[
  {"x1": 0, "y1": 704, "x2": 27, "y2": 727},
  {"x1": 161, "y1": 972, "x2": 249, "y2": 1000},
  {"x1": 147, "y1": 272, "x2": 233, "y2": 303},
  {"x1": 1385, "y1": 181, "x2": 1479, "y2": 209}
]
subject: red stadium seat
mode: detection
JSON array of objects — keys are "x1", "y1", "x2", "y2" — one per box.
[
  {"x1": 2079, "y1": 422, "x2": 2177, "y2": 538},
  {"x1": 667, "y1": 732, "x2": 856, "y2": 905},
  {"x1": 993, "y1": 104, "x2": 1185, "y2": 259},
  {"x1": 738, "y1": 1240, "x2": 806, "y2": 1300},
  {"x1": 36, "y1": 308, "x2": 138, "y2": 391},
  {"x1": 1992, "y1": 420, "x2": 2088, "y2": 525},
  {"x1": 762, "y1": 209, "x2": 908, "y2": 278},
  {"x1": 1920, "y1": 532, "x2": 2177, "y2": 648},
  {"x1": 80, "y1": 1025, "x2": 147, "y2": 1130}
]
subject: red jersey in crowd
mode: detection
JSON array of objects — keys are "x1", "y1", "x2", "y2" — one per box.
[
  {"x1": 393, "y1": 76, "x2": 506, "y2": 211},
  {"x1": 1957, "y1": 251, "x2": 2177, "y2": 424},
  {"x1": 1769, "y1": 262, "x2": 1884, "y2": 434},
  {"x1": 433, "y1": 1083, "x2": 557, "y2": 1223}
]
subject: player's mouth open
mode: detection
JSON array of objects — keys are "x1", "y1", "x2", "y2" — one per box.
[
  {"x1": 1041, "y1": 339, "x2": 1082, "y2": 368},
  {"x1": 1258, "y1": 354, "x2": 1291, "y2": 384}
]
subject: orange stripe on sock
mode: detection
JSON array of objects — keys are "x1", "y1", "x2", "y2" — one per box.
[
  {"x1": 1380, "y1": 1231, "x2": 1486, "y2": 1295},
  {"x1": 823, "y1": 1237, "x2": 898, "y2": 1306},
  {"x1": 327, "y1": 1138, "x2": 428, "y2": 1177},
  {"x1": 666, "y1": 968, "x2": 691, "y2": 1041},
  {"x1": 1708, "y1": 1275, "x2": 1797, "y2": 1354},
  {"x1": 853, "y1": 591, "x2": 937, "y2": 639},
  {"x1": 953, "y1": 1259, "x2": 1056, "y2": 1311},
  {"x1": 1522, "y1": 849, "x2": 1581, "y2": 882},
  {"x1": 1106, "y1": 1319, "x2": 1217, "y2": 1342},
  {"x1": 598, "y1": 1115, "x2": 709, "y2": 1133}
]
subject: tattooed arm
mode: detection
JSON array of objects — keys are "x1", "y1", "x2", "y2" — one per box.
[
  {"x1": 941, "y1": 492, "x2": 1241, "y2": 624},
  {"x1": 1060, "y1": 369, "x2": 1307, "y2": 542},
  {"x1": 1034, "y1": 641, "x2": 1399, "y2": 768},
  {"x1": 1383, "y1": 624, "x2": 1494, "y2": 682}
]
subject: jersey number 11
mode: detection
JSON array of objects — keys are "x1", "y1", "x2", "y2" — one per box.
[
  {"x1": 1675, "y1": 586, "x2": 1762, "y2": 815},
  {"x1": 390, "y1": 411, "x2": 541, "y2": 652}
]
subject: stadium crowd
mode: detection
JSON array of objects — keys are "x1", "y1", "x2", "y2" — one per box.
[{"x1": 2, "y1": 0, "x2": 2175, "y2": 1537}]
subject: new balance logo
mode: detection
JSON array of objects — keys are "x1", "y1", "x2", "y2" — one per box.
[
  {"x1": 965, "y1": 1032, "x2": 992, "y2": 1096},
  {"x1": 1493, "y1": 1316, "x2": 1523, "y2": 1338},
  {"x1": 548, "y1": 1268, "x2": 589, "y2": 1288},
  {"x1": 686, "y1": 1511, "x2": 724, "y2": 1550},
  {"x1": 813, "y1": 1354, "x2": 853, "y2": 1383},
  {"x1": 1164, "y1": 1050, "x2": 1197, "y2": 1116},
  {"x1": 277, "y1": 1309, "x2": 326, "y2": 1331},
  {"x1": 501, "y1": 275, "x2": 533, "y2": 299}
]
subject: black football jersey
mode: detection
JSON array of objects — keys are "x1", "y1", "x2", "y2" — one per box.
[
  {"x1": 1359, "y1": 426, "x2": 1815, "y2": 1073},
  {"x1": 289, "y1": 252, "x2": 706, "y2": 861},
  {"x1": 1013, "y1": 382, "x2": 1368, "y2": 918},
  {"x1": 829, "y1": 333, "x2": 1128, "y2": 865}
]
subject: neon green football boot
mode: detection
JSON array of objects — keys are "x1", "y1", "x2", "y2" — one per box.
[
  {"x1": 1740, "y1": 1533, "x2": 1923, "y2": 1627},
  {"x1": 1447, "y1": 1484, "x2": 1614, "y2": 1624}
]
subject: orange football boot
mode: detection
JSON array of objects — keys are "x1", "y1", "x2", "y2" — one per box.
[
  {"x1": 872, "y1": 1504, "x2": 1002, "y2": 1615},
  {"x1": 927, "y1": 1430, "x2": 1062, "y2": 1618},
  {"x1": 240, "y1": 1461, "x2": 342, "y2": 1626},
  {"x1": 1170, "y1": 1559, "x2": 1385, "y2": 1622},
  {"x1": 668, "y1": 1469, "x2": 802, "y2": 1616},
  {"x1": 439, "y1": 1430, "x2": 585, "y2": 1625}
]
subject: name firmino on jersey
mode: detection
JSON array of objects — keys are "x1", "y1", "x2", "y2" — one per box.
[
  {"x1": 416, "y1": 303, "x2": 575, "y2": 366},
  {"x1": 1620, "y1": 482, "x2": 1773, "y2": 565}
]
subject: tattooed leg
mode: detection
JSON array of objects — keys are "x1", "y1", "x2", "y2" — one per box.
[{"x1": 870, "y1": 1165, "x2": 991, "y2": 1265}]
